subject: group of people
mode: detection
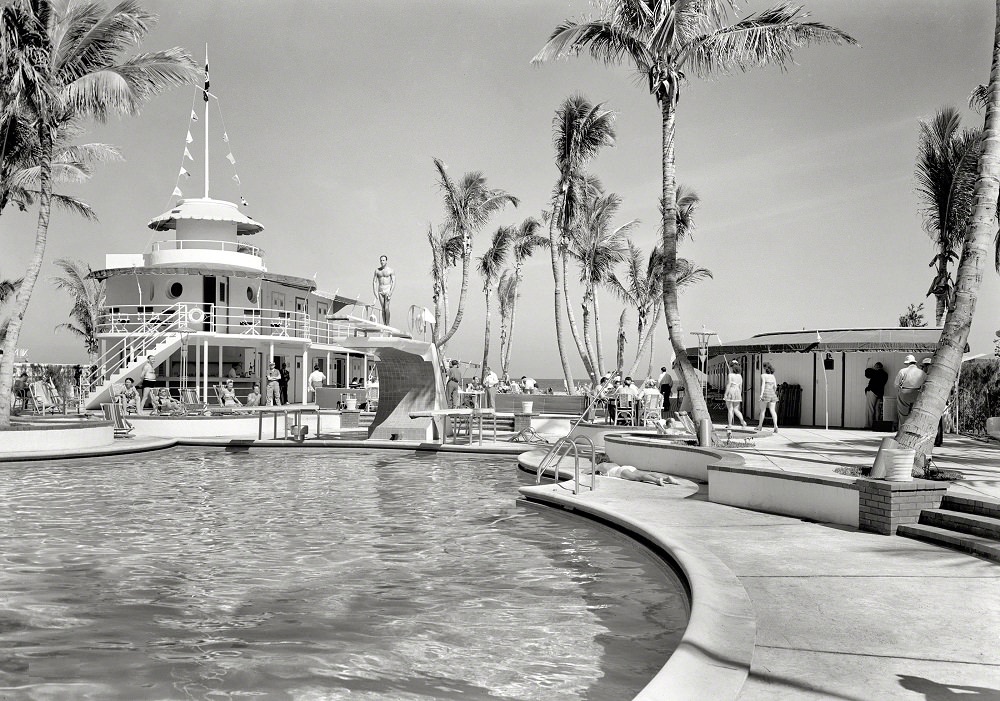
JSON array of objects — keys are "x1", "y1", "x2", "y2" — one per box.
[
  {"x1": 722, "y1": 360, "x2": 780, "y2": 432},
  {"x1": 445, "y1": 360, "x2": 539, "y2": 409}
]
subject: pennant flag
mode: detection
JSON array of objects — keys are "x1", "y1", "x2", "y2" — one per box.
[
  {"x1": 186, "y1": 130, "x2": 193, "y2": 144},
  {"x1": 183, "y1": 147, "x2": 193, "y2": 161},
  {"x1": 179, "y1": 167, "x2": 190, "y2": 178},
  {"x1": 240, "y1": 196, "x2": 249, "y2": 207},
  {"x1": 203, "y1": 62, "x2": 210, "y2": 102},
  {"x1": 226, "y1": 152, "x2": 236, "y2": 165},
  {"x1": 190, "y1": 109, "x2": 198, "y2": 122},
  {"x1": 232, "y1": 174, "x2": 240, "y2": 184},
  {"x1": 222, "y1": 132, "x2": 229, "y2": 143},
  {"x1": 172, "y1": 186, "x2": 183, "y2": 197}
]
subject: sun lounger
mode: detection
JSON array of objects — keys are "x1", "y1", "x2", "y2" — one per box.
[
  {"x1": 29, "y1": 381, "x2": 58, "y2": 415},
  {"x1": 102, "y1": 402, "x2": 134, "y2": 438},
  {"x1": 180, "y1": 387, "x2": 209, "y2": 415}
]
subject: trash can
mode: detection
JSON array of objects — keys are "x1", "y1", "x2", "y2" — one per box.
[{"x1": 777, "y1": 383, "x2": 802, "y2": 426}]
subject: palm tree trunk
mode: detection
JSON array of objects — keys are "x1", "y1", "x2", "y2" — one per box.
[
  {"x1": 548, "y1": 199, "x2": 575, "y2": 390},
  {"x1": 648, "y1": 324, "x2": 656, "y2": 379},
  {"x1": 502, "y1": 267, "x2": 521, "y2": 375},
  {"x1": 896, "y1": 4, "x2": 1000, "y2": 467},
  {"x1": 626, "y1": 302, "x2": 661, "y2": 378},
  {"x1": 0, "y1": 123, "x2": 53, "y2": 428},
  {"x1": 437, "y1": 245, "x2": 470, "y2": 348},
  {"x1": 481, "y1": 286, "x2": 492, "y2": 380},
  {"x1": 562, "y1": 250, "x2": 596, "y2": 383},
  {"x1": 660, "y1": 101, "x2": 712, "y2": 438},
  {"x1": 593, "y1": 292, "x2": 605, "y2": 376},
  {"x1": 616, "y1": 309, "x2": 627, "y2": 373}
]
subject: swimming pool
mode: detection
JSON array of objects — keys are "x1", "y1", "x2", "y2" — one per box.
[{"x1": 0, "y1": 448, "x2": 688, "y2": 700}]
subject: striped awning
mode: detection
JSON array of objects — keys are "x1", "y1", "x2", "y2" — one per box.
[{"x1": 687, "y1": 328, "x2": 962, "y2": 361}]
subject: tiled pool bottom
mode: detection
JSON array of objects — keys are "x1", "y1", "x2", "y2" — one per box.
[{"x1": 0, "y1": 447, "x2": 688, "y2": 700}]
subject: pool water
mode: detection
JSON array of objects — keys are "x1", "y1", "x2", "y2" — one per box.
[{"x1": 0, "y1": 448, "x2": 688, "y2": 700}]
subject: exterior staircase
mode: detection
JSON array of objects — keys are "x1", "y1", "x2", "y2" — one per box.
[
  {"x1": 897, "y1": 494, "x2": 1000, "y2": 563},
  {"x1": 84, "y1": 333, "x2": 182, "y2": 410}
]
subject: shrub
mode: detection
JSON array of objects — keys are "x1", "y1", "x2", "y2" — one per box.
[{"x1": 957, "y1": 359, "x2": 1000, "y2": 436}]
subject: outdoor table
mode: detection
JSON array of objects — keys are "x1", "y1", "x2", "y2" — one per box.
[
  {"x1": 242, "y1": 404, "x2": 322, "y2": 440},
  {"x1": 457, "y1": 390, "x2": 484, "y2": 409}
]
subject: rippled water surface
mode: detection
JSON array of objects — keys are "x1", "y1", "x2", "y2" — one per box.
[{"x1": 0, "y1": 448, "x2": 688, "y2": 700}]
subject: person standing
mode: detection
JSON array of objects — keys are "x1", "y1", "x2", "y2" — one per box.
[
  {"x1": 483, "y1": 366, "x2": 499, "y2": 409},
  {"x1": 265, "y1": 362, "x2": 281, "y2": 406},
  {"x1": 756, "y1": 362, "x2": 779, "y2": 433},
  {"x1": 139, "y1": 355, "x2": 157, "y2": 415},
  {"x1": 308, "y1": 363, "x2": 326, "y2": 402},
  {"x1": 657, "y1": 365, "x2": 674, "y2": 414},
  {"x1": 279, "y1": 363, "x2": 290, "y2": 404},
  {"x1": 372, "y1": 255, "x2": 396, "y2": 326},
  {"x1": 724, "y1": 360, "x2": 749, "y2": 430},
  {"x1": 446, "y1": 360, "x2": 462, "y2": 408},
  {"x1": 521, "y1": 375, "x2": 536, "y2": 394},
  {"x1": 863, "y1": 361, "x2": 889, "y2": 429},
  {"x1": 894, "y1": 355, "x2": 926, "y2": 427}
]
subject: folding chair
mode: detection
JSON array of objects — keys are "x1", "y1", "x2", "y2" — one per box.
[
  {"x1": 614, "y1": 394, "x2": 635, "y2": 426},
  {"x1": 180, "y1": 387, "x2": 209, "y2": 415},
  {"x1": 102, "y1": 402, "x2": 134, "y2": 438},
  {"x1": 30, "y1": 381, "x2": 58, "y2": 415},
  {"x1": 47, "y1": 380, "x2": 82, "y2": 415}
]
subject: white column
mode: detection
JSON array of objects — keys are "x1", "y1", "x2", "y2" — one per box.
[
  {"x1": 195, "y1": 341, "x2": 201, "y2": 399},
  {"x1": 303, "y1": 347, "x2": 309, "y2": 404},
  {"x1": 363, "y1": 354, "x2": 368, "y2": 385},
  {"x1": 218, "y1": 344, "x2": 223, "y2": 382},
  {"x1": 203, "y1": 339, "x2": 209, "y2": 403},
  {"x1": 326, "y1": 351, "x2": 331, "y2": 379}
]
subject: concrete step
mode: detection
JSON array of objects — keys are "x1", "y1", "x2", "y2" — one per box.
[
  {"x1": 896, "y1": 523, "x2": 1000, "y2": 563},
  {"x1": 920, "y1": 508, "x2": 1000, "y2": 540},
  {"x1": 940, "y1": 494, "x2": 1000, "y2": 520}
]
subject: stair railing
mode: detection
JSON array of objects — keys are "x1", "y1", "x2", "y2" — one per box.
[
  {"x1": 84, "y1": 306, "x2": 186, "y2": 395},
  {"x1": 535, "y1": 434, "x2": 597, "y2": 494}
]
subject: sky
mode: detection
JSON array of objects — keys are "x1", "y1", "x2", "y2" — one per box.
[{"x1": 2, "y1": 0, "x2": 999, "y2": 377}]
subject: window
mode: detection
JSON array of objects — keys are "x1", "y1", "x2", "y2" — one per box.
[
  {"x1": 167, "y1": 282, "x2": 183, "y2": 299},
  {"x1": 317, "y1": 301, "x2": 329, "y2": 318},
  {"x1": 219, "y1": 282, "x2": 227, "y2": 302},
  {"x1": 247, "y1": 286, "x2": 255, "y2": 302}
]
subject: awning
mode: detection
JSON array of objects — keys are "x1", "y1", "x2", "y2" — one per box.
[
  {"x1": 687, "y1": 328, "x2": 966, "y2": 360},
  {"x1": 314, "y1": 289, "x2": 367, "y2": 307},
  {"x1": 90, "y1": 266, "x2": 315, "y2": 291}
]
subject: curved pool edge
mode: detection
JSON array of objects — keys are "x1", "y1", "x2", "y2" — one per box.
[
  {"x1": 518, "y1": 481, "x2": 755, "y2": 701},
  {"x1": 0, "y1": 436, "x2": 178, "y2": 463}
]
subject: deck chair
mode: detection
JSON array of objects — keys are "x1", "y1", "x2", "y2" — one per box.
[
  {"x1": 212, "y1": 384, "x2": 240, "y2": 414},
  {"x1": 30, "y1": 381, "x2": 58, "y2": 415},
  {"x1": 180, "y1": 387, "x2": 209, "y2": 415},
  {"x1": 102, "y1": 402, "x2": 134, "y2": 438},
  {"x1": 676, "y1": 411, "x2": 699, "y2": 437},
  {"x1": 47, "y1": 381, "x2": 83, "y2": 415},
  {"x1": 366, "y1": 387, "x2": 379, "y2": 413},
  {"x1": 614, "y1": 394, "x2": 635, "y2": 426}
]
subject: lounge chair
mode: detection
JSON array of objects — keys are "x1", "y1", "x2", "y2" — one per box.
[
  {"x1": 180, "y1": 388, "x2": 209, "y2": 415},
  {"x1": 640, "y1": 394, "x2": 663, "y2": 425},
  {"x1": 102, "y1": 402, "x2": 134, "y2": 438},
  {"x1": 29, "y1": 381, "x2": 58, "y2": 415},
  {"x1": 47, "y1": 381, "x2": 83, "y2": 415},
  {"x1": 212, "y1": 384, "x2": 243, "y2": 414}
]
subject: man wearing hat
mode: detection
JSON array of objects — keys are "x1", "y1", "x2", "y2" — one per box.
[
  {"x1": 894, "y1": 355, "x2": 926, "y2": 426},
  {"x1": 446, "y1": 360, "x2": 462, "y2": 408}
]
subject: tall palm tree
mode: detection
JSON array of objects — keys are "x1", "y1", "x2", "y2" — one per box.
[
  {"x1": 50, "y1": 257, "x2": 104, "y2": 360},
  {"x1": 568, "y1": 190, "x2": 633, "y2": 376},
  {"x1": 0, "y1": 276, "x2": 23, "y2": 345},
  {"x1": 426, "y1": 222, "x2": 463, "y2": 340},
  {"x1": 898, "y1": 1, "x2": 1000, "y2": 468},
  {"x1": 0, "y1": 0, "x2": 198, "y2": 427},
  {"x1": 502, "y1": 216, "x2": 548, "y2": 374},
  {"x1": 432, "y1": 158, "x2": 518, "y2": 349},
  {"x1": 548, "y1": 96, "x2": 615, "y2": 389},
  {"x1": 497, "y1": 269, "x2": 517, "y2": 377},
  {"x1": 476, "y1": 225, "x2": 513, "y2": 378},
  {"x1": 915, "y1": 108, "x2": 982, "y2": 324},
  {"x1": 535, "y1": 0, "x2": 855, "y2": 440}
]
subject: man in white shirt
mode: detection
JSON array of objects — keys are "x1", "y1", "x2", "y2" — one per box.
[
  {"x1": 619, "y1": 376, "x2": 641, "y2": 398},
  {"x1": 521, "y1": 375, "x2": 536, "y2": 394},
  {"x1": 483, "y1": 366, "x2": 499, "y2": 408},
  {"x1": 894, "y1": 355, "x2": 926, "y2": 426},
  {"x1": 307, "y1": 364, "x2": 326, "y2": 401}
]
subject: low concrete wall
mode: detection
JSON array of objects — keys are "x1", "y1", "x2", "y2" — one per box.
[
  {"x1": 709, "y1": 465, "x2": 860, "y2": 528},
  {"x1": 495, "y1": 394, "x2": 589, "y2": 415},
  {"x1": 0, "y1": 421, "x2": 114, "y2": 452},
  {"x1": 532, "y1": 416, "x2": 572, "y2": 436},
  {"x1": 569, "y1": 423, "x2": 658, "y2": 450},
  {"x1": 130, "y1": 412, "x2": 345, "y2": 439},
  {"x1": 603, "y1": 434, "x2": 723, "y2": 482}
]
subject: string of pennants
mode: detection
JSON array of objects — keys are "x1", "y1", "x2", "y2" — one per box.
[{"x1": 168, "y1": 89, "x2": 249, "y2": 210}]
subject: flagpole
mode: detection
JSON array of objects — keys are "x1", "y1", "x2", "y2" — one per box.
[{"x1": 204, "y1": 44, "x2": 209, "y2": 199}]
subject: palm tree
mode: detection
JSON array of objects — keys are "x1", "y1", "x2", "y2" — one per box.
[
  {"x1": 426, "y1": 222, "x2": 464, "y2": 340},
  {"x1": 569, "y1": 190, "x2": 633, "y2": 376},
  {"x1": 50, "y1": 257, "x2": 104, "y2": 360},
  {"x1": 0, "y1": 276, "x2": 23, "y2": 345},
  {"x1": 431, "y1": 158, "x2": 518, "y2": 349},
  {"x1": 0, "y1": 0, "x2": 198, "y2": 427},
  {"x1": 497, "y1": 269, "x2": 517, "y2": 377},
  {"x1": 547, "y1": 96, "x2": 615, "y2": 389},
  {"x1": 501, "y1": 216, "x2": 548, "y2": 375},
  {"x1": 535, "y1": 0, "x2": 855, "y2": 440},
  {"x1": 915, "y1": 108, "x2": 982, "y2": 324},
  {"x1": 898, "y1": 1, "x2": 1000, "y2": 468},
  {"x1": 476, "y1": 225, "x2": 513, "y2": 378}
]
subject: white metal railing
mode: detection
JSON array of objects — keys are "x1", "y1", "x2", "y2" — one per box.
[
  {"x1": 536, "y1": 435, "x2": 597, "y2": 495},
  {"x1": 151, "y1": 239, "x2": 264, "y2": 258},
  {"x1": 86, "y1": 307, "x2": 186, "y2": 393}
]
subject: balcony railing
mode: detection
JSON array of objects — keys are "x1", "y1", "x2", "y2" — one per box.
[
  {"x1": 96, "y1": 304, "x2": 385, "y2": 344},
  {"x1": 151, "y1": 239, "x2": 264, "y2": 258}
]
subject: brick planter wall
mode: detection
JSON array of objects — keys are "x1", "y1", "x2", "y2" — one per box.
[
  {"x1": 340, "y1": 410, "x2": 361, "y2": 429},
  {"x1": 513, "y1": 412, "x2": 533, "y2": 433},
  {"x1": 857, "y1": 479, "x2": 948, "y2": 535}
]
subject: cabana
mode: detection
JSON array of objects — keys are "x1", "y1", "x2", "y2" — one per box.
[{"x1": 689, "y1": 328, "x2": 960, "y2": 429}]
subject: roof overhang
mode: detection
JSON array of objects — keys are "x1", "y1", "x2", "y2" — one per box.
[
  {"x1": 686, "y1": 328, "x2": 968, "y2": 360},
  {"x1": 91, "y1": 266, "x2": 316, "y2": 291}
]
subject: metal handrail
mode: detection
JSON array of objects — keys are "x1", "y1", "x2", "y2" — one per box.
[
  {"x1": 85, "y1": 307, "x2": 184, "y2": 394},
  {"x1": 535, "y1": 434, "x2": 597, "y2": 495}
]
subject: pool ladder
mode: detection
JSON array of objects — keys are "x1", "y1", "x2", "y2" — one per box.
[{"x1": 535, "y1": 434, "x2": 597, "y2": 495}]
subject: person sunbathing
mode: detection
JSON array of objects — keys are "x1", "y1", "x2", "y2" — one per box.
[
  {"x1": 594, "y1": 461, "x2": 676, "y2": 486},
  {"x1": 154, "y1": 388, "x2": 184, "y2": 415},
  {"x1": 654, "y1": 417, "x2": 690, "y2": 436}
]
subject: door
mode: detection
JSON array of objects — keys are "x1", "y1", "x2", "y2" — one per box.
[
  {"x1": 202, "y1": 276, "x2": 216, "y2": 332},
  {"x1": 293, "y1": 355, "x2": 303, "y2": 404}
]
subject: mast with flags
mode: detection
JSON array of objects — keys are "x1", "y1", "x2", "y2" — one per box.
[{"x1": 203, "y1": 46, "x2": 210, "y2": 198}]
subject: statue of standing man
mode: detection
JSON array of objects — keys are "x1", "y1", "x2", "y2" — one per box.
[{"x1": 372, "y1": 254, "x2": 396, "y2": 326}]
